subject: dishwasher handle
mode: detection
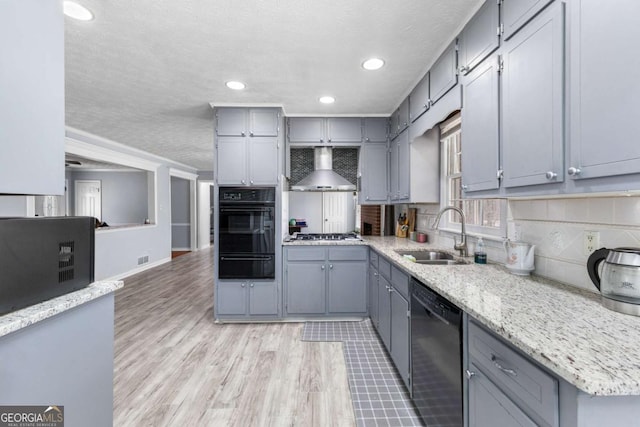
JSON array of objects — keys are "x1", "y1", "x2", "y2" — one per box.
[{"x1": 413, "y1": 294, "x2": 451, "y2": 326}]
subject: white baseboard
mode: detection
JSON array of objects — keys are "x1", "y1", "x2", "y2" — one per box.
[{"x1": 104, "y1": 256, "x2": 171, "y2": 281}]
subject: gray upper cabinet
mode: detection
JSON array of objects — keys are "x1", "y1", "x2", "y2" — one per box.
[
  {"x1": 409, "y1": 73, "x2": 430, "y2": 123},
  {"x1": 502, "y1": 0, "x2": 554, "y2": 40},
  {"x1": 215, "y1": 108, "x2": 280, "y2": 185},
  {"x1": 389, "y1": 130, "x2": 410, "y2": 202},
  {"x1": 288, "y1": 117, "x2": 362, "y2": 145},
  {"x1": 360, "y1": 142, "x2": 389, "y2": 204},
  {"x1": 287, "y1": 117, "x2": 325, "y2": 143},
  {"x1": 216, "y1": 108, "x2": 279, "y2": 137},
  {"x1": 397, "y1": 98, "x2": 410, "y2": 134},
  {"x1": 327, "y1": 118, "x2": 362, "y2": 143},
  {"x1": 458, "y1": 0, "x2": 500, "y2": 75},
  {"x1": 568, "y1": 0, "x2": 640, "y2": 182},
  {"x1": 430, "y1": 40, "x2": 458, "y2": 104},
  {"x1": 501, "y1": 1, "x2": 565, "y2": 189},
  {"x1": 0, "y1": 0, "x2": 64, "y2": 195},
  {"x1": 363, "y1": 118, "x2": 388, "y2": 143},
  {"x1": 389, "y1": 110, "x2": 400, "y2": 140},
  {"x1": 461, "y1": 55, "x2": 501, "y2": 193}
]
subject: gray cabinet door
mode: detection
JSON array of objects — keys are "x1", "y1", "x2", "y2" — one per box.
[
  {"x1": 249, "y1": 109, "x2": 279, "y2": 137},
  {"x1": 216, "y1": 137, "x2": 247, "y2": 185},
  {"x1": 389, "y1": 138, "x2": 400, "y2": 201},
  {"x1": 368, "y1": 265, "x2": 379, "y2": 328},
  {"x1": 409, "y1": 73, "x2": 430, "y2": 122},
  {"x1": 377, "y1": 275, "x2": 392, "y2": 349},
  {"x1": 461, "y1": 55, "x2": 501, "y2": 193},
  {"x1": 430, "y1": 40, "x2": 458, "y2": 104},
  {"x1": 249, "y1": 281, "x2": 278, "y2": 315},
  {"x1": 363, "y1": 118, "x2": 388, "y2": 143},
  {"x1": 248, "y1": 137, "x2": 278, "y2": 185},
  {"x1": 569, "y1": 0, "x2": 640, "y2": 181},
  {"x1": 288, "y1": 117, "x2": 325, "y2": 143},
  {"x1": 286, "y1": 262, "x2": 326, "y2": 314},
  {"x1": 459, "y1": 0, "x2": 500, "y2": 75},
  {"x1": 216, "y1": 108, "x2": 246, "y2": 136},
  {"x1": 390, "y1": 290, "x2": 410, "y2": 389},
  {"x1": 327, "y1": 118, "x2": 362, "y2": 143},
  {"x1": 328, "y1": 262, "x2": 367, "y2": 313},
  {"x1": 0, "y1": 0, "x2": 64, "y2": 195},
  {"x1": 502, "y1": 2, "x2": 565, "y2": 188},
  {"x1": 390, "y1": 109, "x2": 400, "y2": 140},
  {"x1": 360, "y1": 142, "x2": 389, "y2": 203},
  {"x1": 397, "y1": 131, "x2": 410, "y2": 201},
  {"x1": 468, "y1": 363, "x2": 537, "y2": 427},
  {"x1": 397, "y1": 98, "x2": 410, "y2": 133},
  {"x1": 502, "y1": 0, "x2": 554, "y2": 40},
  {"x1": 217, "y1": 282, "x2": 247, "y2": 315}
]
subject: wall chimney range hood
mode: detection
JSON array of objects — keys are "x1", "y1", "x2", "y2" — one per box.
[{"x1": 291, "y1": 147, "x2": 356, "y2": 191}]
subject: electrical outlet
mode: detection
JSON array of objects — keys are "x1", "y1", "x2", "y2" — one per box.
[{"x1": 584, "y1": 231, "x2": 600, "y2": 255}]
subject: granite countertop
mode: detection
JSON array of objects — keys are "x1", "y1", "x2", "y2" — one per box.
[
  {"x1": 361, "y1": 236, "x2": 640, "y2": 396},
  {"x1": 0, "y1": 281, "x2": 123, "y2": 338}
]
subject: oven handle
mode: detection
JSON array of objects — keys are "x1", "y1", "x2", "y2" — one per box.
[
  {"x1": 220, "y1": 256, "x2": 273, "y2": 261},
  {"x1": 220, "y1": 207, "x2": 273, "y2": 213}
]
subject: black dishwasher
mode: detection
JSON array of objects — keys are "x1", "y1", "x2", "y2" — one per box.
[{"x1": 410, "y1": 278, "x2": 463, "y2": 426}]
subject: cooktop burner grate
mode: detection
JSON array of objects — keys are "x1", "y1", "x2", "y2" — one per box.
[{"x1": 293, "y1": 232, "x2": 361, "y2": 241}]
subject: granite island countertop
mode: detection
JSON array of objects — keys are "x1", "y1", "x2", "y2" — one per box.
[
  {"x1": 0, "y1": 280, "x2": 123, "y2": 338},
  {"x1": 361, "y1": 236, "x2": 640, "y2": 397}
]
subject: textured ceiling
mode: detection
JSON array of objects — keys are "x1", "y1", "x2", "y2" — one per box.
[{"x1": 65, "y1": 0, "x2": 483, "y2": 171}]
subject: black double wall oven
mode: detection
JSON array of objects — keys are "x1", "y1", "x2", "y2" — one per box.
[{"x1": 218, "y1": 187, "x2": 275, "y2": 280}]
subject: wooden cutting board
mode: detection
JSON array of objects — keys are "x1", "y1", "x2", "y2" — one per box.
[{"x1": 408, "y1": 208, "x2": 417, "y2": 232}]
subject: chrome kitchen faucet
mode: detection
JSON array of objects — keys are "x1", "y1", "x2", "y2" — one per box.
[{"x1": 432, "y1": 206, "x2": 468, "y2": 257}]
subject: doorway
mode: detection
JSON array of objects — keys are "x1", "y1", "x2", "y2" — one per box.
[{"x1": 75, "y1": 180, "x2": 102, "y2": 220}]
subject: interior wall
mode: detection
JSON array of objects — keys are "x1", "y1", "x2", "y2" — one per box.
[
  {"x1": 288, "y1": 192, "x2": 323, "y2": 233},
  {"x1": 0, "y1": 196, "x2": 28, "y2": 216},
  {"x1": 170, "y1": 176, "x2": 191, "y2": 250},
  {"x1": 68, "y1": 170, "x2": 149, "y2": 225}
]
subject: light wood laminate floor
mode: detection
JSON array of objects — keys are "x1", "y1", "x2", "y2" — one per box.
[{"x1": 114, "y1": 248, "x2": 355, "y2": 426}]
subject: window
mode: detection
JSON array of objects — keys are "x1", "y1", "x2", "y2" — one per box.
[{"x1": 439, "y1": 113, "x2": 506, "y2": 238}]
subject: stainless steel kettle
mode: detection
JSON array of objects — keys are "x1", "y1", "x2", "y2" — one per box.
[{"x1": 587, "y1": 247, "x2": 640, "y2": 316}]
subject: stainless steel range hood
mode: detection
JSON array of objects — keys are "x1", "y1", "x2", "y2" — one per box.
[{"x1": 291, "y1": 146, "x2": 356, "y2": 191}]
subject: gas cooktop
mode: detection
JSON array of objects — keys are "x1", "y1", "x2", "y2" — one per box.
[{"x1": 291, "y1": 232, "x2": 362, "y2": 241}]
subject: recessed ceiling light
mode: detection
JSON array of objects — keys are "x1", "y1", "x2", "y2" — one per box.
[
  {"x1": 362, "y1": 58, "x2": 385, "y2": 71},
  {"x1": 225, "y1": 81, "x2": 246, "y2": 90},
  {"x1": 63, "y1": 1, "x2": 94, "y2": 21},
  {"x1": 319, "y1": 96, "x2": 335, "y2": 104}
]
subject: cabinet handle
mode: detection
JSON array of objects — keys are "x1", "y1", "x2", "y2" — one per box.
[
  {"x1": 329, "y1": 264, "x2": 333, "y2": 269},
  {"x1": 250, "y1": 283, "x2": 254, "y2": 288},
  {"x1": 461, "y1": 184, "x2": 468, "y2": 191},
  {"x1": 328, "y1": 139, "x2": 332, "y2": 143},
  {"x1": 365, "y1": 196, "x2": 370, "y2": 201},
  {"x1": 241, "y1": 283, "x2": 246, "y2": 288},
  {"x1": 459, "y1": 65, "x2": 469, "y2": 74},
  {"x1": 491, "y1": 355, "x2": 517, "y2": 377},
  {"x1": 320, "y1": 138, "x2": 324, "y2": 143},
  {"x1": 388, "y1": 287, "x2": 394, "y2": 293},
  {"x1": 250, "y1": 180, "x2": 254, "y2": 185},
  {"x1": 465, "y1": 369, "x2": 476, "y2": 380},
  {"x1": 374, "y1": 272, "x2": 379, "y2": 277},
  {"x1": 241, "y1": 180, "x2": 246, "y2": 185},
  {"x1": 423, "y1": 103, "x2": 428, "y2": 110},
  {"x1": 545, "y1": 171, "x2": 557, "y2": 180},
  {"x1": 241, "y1": 132, "x2": 246, "y2": 137},
  {"x1": 249, "y1": 131, "x2": 254, "y2": 137},
  {"x1": 568, "y1": 167, "x2": 582, "y2": 176},
  {"x1": 366, "y1": 137, "x2": 370, "y2": 142},
  {"x1": 321, "y1": 265, "x2": 325, "y2": 270}
]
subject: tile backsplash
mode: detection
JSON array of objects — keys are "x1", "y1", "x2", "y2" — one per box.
[
  {"x1": 406, "y1": 196, "x2": 640, "y2": 293},
  {"x1": 509, "y1": 196, "x2": 640, "y2": 292}
]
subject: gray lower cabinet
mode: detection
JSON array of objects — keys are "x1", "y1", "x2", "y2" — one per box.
[
  {"x1": 1, "y1": 0, "x2": 64, "y2": 195},
  {"x1": 458, "y1": 0, "x2": 500, "y2": 75},
  {"x1": 501, "y1": 1, "x2": 565, "y2": 189},
  {"x1": 568, "y1": 0, "x2": 640, "y2": 183},
  {"x1": 371, "y1": 251, "x2": 411, "y2": 389},
  {"x1": 284, "y1": 246, "x2": 368, "y2": 317},
  {"x1": 368, "y1": 251, "x2": 380, "y2": 328},
  {"x1": 461, "y1": 55, "x2": 501, "y2": 193},
  {"x1": 359, "y1": 142, "x2": 389, "y2": 204},
  {"x1": 467, "y1": 319, "x2": 559, "y2": 427},
  {"x1": 217, "y1": 281, "x2": 279, "y2": 317}
]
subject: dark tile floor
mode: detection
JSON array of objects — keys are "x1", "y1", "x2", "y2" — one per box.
[{"x1": 302, "y1": 320, "x2": 424, "y2": 427}]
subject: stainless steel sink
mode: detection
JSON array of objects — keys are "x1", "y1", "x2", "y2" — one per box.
[{"x1": 396, "y1": 250, "x2": 468, "y2": 265}]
